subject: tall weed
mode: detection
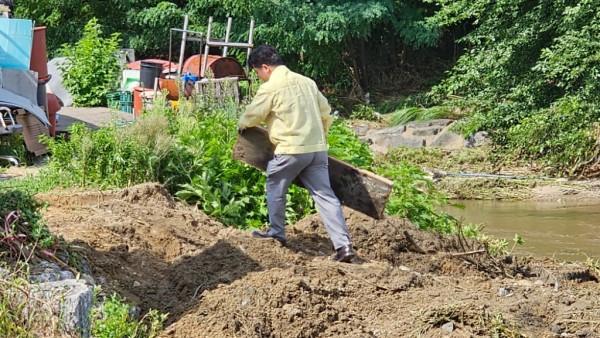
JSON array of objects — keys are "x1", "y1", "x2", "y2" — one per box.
[
  {"x1": 0, "y1": 270, "x2": 35, "y2": 337},
  {"x1": 91, "y1": 291, "x2": 166, "y2": 338},
  {"x1": 375, "y1": 150, "x2": 459, "y2": 233},
  {"x1": 42, "y1": 117, "x2": 176, "y2": 188}
]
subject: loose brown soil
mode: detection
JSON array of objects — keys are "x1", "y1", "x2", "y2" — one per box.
[{"x1": 37, "y1": 183, "x2": 600, "y2": 337}]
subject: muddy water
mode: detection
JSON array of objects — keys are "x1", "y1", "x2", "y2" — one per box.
[{"x1": 445, "y1": 200, "x2": 600, "y2": 261}]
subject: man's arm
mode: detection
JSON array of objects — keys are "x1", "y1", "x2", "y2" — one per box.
[{"x1": 238, "y1": 87, "x2": 273, "y2": 130}]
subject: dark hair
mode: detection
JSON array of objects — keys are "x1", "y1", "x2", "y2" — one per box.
[
  {"x1": 248, "y1": 45, "x2": 284, "y2": 68},
  {"x1": 0, "y1": 0, "x2": 14, "y2": 17}
]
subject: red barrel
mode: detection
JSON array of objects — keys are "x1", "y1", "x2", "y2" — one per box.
[
  {"x1": 46, "y1": 93, "x2": 61, "y2": 137},
  {"x1": 133, "y1": 87, "x2": 153, "y2": 116},
  {"x1": 30, "y1": 27, "x2": 50, "y2": 84},
  {"x1": 181, "y1": 55, "x2": 246, "y2": 78}
]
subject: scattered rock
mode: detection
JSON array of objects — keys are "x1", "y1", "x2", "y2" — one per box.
[
  {"x1": 552, "y1": 324, "x2": 565, "y2": 334},
  {"x1": 464, "y1": 131, "x2": 491, "y2": 148},
  {"x1": 441, "y1": 322, "x2": 454, "y2": 333},
  {"x1": 497, "y1": 287, "x2": 513, "y2": 297}
]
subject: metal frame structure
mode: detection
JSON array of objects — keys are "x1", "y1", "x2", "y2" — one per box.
[
  {"x1": 0, "y1": 106, "x2": 22, "y2": 166},
  {"x1": 201, "y1": 16, "x2": 255, "y2": 77},
  {"x1": 165, "y1": 15, "x2": 256, "y2": 102}
]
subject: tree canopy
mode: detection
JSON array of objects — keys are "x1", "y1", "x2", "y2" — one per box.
[
  {"x1": 15, "y1": 0, "x2": 600, "y2": 176},
  {"x1": 429, "y1": 0, "x2": 600, "y2": 176},
  {"x1": 17, "y1": 0, "x2": 446, "y2": 94}
]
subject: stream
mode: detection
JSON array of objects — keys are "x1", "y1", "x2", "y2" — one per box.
[{"x1": 445, "y1": 200, "x2": 600, "y2": 261}]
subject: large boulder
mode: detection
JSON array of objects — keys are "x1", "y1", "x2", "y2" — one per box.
[
  {"x1": 362, "y1": 119, "x2": 465, "y2": 154},
  {"x1": 29, "y1": 279, "x2": 94, "y2": 337}
]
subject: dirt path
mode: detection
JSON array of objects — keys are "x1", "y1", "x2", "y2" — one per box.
[{"x1": 38, "y1": 183, "x2": 600, "y2": 337}]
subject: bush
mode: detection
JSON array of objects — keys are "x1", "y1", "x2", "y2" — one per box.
[
  {"x1": 427, "y1": 0, "x2": 600, "y2": 176},
  {"x1": 374, "y1": 150, "x2": 459, "y2": 233},
  {"x1": 43, "y1": 117, "x2": 177, "y2": 188},
  {"x1": 59, "y1": 18, "x2": 122, "y2": 107},
  {"x1": 92, "y1": 291, "x2": 166, "y2": 338},
  {"x1": 0, "y1": 190, "x2": 53, "y2": 252},
  {"x1": 506, "y1": 97, "x2": 600, "y2": 175},
  {"x1": 327, "y1": 119, "x2": 374, "y2": 169}
]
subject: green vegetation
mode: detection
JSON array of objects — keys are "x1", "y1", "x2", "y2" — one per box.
[
  {"x1": 374, "y1": 152, "x2": 459, "y2": 233},
  {"x1": 0, "y1": 135, "x2": 27, "y2": 165},
  {"x1": 17, "y1": 1, "x2": 448, "y2": 95},
  {"x1": 43, "y1": 117, "x2": 176, "y2": 188},
  {"x1": 328, "y1": 119, "x2": 374, "y2": 169},
  {"x1": 59, "y1": 18, "x2": 122, "y2": 107},
  {"x1": 92, "y1": 289, "x2": 167, "y2": 338},
  {"x1": 349, "y1": 104, "x2": 380, "y2": 122},
  {"x1": 2, "y1": 95, "x2": 460, "y2": 234},
  {"x1": 16, "y1": 1, "x2": 600, "y2": 175},
  {"x1": 0, "y1": 270, "x2": 36, "y2": 338},
  {"x1": 0, "y1": 190, "x2": 53, "y2": 253},
  {"x1": 427, "y1": 0, "x2": 600, "y2": 176}
]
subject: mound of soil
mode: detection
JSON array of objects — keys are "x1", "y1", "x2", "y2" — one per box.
[{"x1": 38, "y1": 183, "x2": 600, "y2": 337}]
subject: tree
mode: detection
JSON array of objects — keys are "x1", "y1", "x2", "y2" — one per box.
[
  {"x1": 185, "y1": 0, "x2": 442, "y2": 93},
  {"x1": 428, "y1": 0, "x2": 600, "y2": 176},
  {"x1": 59, "y1": 18, "x2": 122, "y2": 107}
]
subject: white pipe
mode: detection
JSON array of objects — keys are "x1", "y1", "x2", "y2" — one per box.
[
  {"x1": 178, "y1": 15, "x2": 189, "y2": 75},
  {"x1": 223, "y1": 17, "x2": 232, "y2": 57},
  {"x1": 202, "y1": 16, "x2": 213, "y2": 77},
  {"x1": 246, "y1": 18, "x2": 255, "y2": 74}
]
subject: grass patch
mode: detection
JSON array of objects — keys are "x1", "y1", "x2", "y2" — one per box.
[{"x1": 92, "y1": 288, "x2": 167, "y2": 338}]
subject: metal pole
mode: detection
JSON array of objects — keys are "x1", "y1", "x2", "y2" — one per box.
[
  {"x1": 223, "y1": 17, "x2": 232, "y2": 57},
  {"x1": 204, "y1": 41, "x2": 254, "y2": 48},
  {"x1": 202, "y1": 16, "x2": 213, "y2": 77},
  {"x1": 168, "y1": 29, "x2": 173, "y2": 77},
  {"x1": 246, "y1": 18, "x2": 255, "y2": 74},
  {"x1": 178, "y1": 15, "x2": 189, "y2": 75}
]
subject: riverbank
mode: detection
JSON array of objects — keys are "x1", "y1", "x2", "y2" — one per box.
[
  {"x1": 438, "y1": 175, "x2": 600, "y2": 202},
  {"x1": 379, "y1": 145, "x2": 600, "y2": 202}
]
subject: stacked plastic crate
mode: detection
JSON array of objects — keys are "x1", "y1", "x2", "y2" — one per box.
[{"x1": 105, "y1": 91, "x2": 133, "y2": 114}]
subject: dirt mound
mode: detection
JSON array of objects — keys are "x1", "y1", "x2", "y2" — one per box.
[{"x1": 39, "y1": 184, "x2": 600, "y2": 337}]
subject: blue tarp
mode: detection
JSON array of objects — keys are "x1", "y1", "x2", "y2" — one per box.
[{"x1": 0, "y1": 18, "x2": 33, "y2": 70}]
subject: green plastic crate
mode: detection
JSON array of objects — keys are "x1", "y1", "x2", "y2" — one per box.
[
  {"x1": 106, "y1": 92, "x2": 120, "y2": 110},
  {"x1": 119, "y1": 101, "x2": 133, "y2": 114},
  {"x1": 119, "y1": 91, "x2": 133, "y2": 113}
]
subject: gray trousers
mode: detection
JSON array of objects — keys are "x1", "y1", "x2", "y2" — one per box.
[{"x1": 266, "y1": 151, "x2": 351, "y2": 249}]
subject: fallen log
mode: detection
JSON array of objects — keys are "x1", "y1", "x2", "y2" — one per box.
[{"x1": 232, "y1": 126, "x2": 394, "y2": 219}]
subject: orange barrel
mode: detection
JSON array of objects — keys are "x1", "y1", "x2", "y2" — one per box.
[
  {"x1": 158, "y1": 78, "x2": 179, "y2": 100},
  {"x1": 133, "y1": 87, "x2": 153, "y2": 116},
  {"x1": 30, "y1": 27, "x2": 50, "y2": 84},
  {"x1": 133, "y1": 87, "x2": 143, "y2": 116},
  {"x1": 181, "y1": 55, "x2": 246, "y2": 79}
]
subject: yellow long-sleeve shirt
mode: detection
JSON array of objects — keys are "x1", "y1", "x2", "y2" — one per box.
[{"x1": 238, "y1": 66, "x2": 333, "y2": 154}]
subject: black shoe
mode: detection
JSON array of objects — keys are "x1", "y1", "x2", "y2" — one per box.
[
  {"x1": 334, "y1": 244, "x2": 355, "y2": 263},
  {"x1": 252, "y1": 229, "x2": 286, "y2": 246}
]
